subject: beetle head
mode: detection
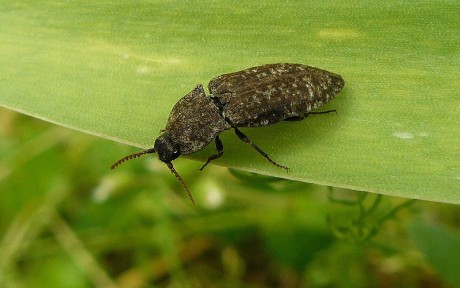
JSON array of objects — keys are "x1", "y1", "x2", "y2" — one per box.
[
  {"x1": 110, "y1": 133, "x2": 195, "y2": 205},
  {"x1": 154, "y1": 133, "x2": 181, "y2": 163}
]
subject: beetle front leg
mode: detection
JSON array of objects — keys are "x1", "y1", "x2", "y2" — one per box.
[
  {"x1": 233, "y1": 128, "x2": 289, "y2": 171},
  {"x1": 200, "y1": 136, "x2": 224, "y2": 171}
]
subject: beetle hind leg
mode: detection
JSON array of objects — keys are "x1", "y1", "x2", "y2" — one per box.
[
  {"x1": 234, "y1": 128, "x2": 289, "y2": 171},
  {"x1": 309, "y1": 109, "x2": 337, "y2": 115},
  {"x1": 200, "y1": 136, "x2": 224, "y2": 171},
  {"x1": 283, "y1": 115, "x2": 306, "y2": 122},
  {"x1": 284, "y1": 109, "x2": 337, "y2": 122}
]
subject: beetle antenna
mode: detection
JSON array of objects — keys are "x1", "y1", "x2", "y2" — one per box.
[
  {"x1": 110, "y1": 148, "x2": 156, "y2": 169},
  {"x1": 165, "y1": 162, "x2": 196, "y2": 206}
]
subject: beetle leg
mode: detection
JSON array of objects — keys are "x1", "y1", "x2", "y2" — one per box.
[
  {"x1": 200, "y1": 136, "x2": 224, "y2": 171},
  {"x1": 283, "y1": 115, "x2": 305, "y2": 121},
  {"x1": 233, "y1": 128, "x2": 289, "y2": 171},
  {"x1": 284, "y1": 109, "x2": 337, "y2": 122},
  {"x1": 309, "y1": 109, "x2": 337, "y2": 115}
]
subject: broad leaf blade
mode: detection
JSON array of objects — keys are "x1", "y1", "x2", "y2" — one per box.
[{"x1": 1, "y1": 1, "x2": 458, "y2": 203}]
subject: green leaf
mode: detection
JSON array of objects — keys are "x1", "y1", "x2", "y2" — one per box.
[{"x1": 1, "y1": 1, "x2": 458, "y2": 203}]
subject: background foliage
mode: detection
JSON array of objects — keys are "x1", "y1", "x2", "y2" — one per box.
[{"x1": 0, "y1": 1, "x2": 459, "y2": 287}]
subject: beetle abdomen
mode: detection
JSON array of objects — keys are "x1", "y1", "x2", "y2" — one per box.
[{"x1": 208, "y1": 63, "x2": 344, "y2": 127}]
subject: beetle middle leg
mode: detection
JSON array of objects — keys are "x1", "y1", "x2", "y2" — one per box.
[
  {"x1": 200, "y1": 136, "x2": 224, "y2": 171},
  {"x1": 234, "y1": 128, "x2": 289, "y2": 171}
]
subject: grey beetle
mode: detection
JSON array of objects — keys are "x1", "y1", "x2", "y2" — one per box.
[{"x1": 111, "y1": 63, "x2": 345, "y2": 204}]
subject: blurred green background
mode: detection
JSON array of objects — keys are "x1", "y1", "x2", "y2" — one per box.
[
  {"x1": 1, "y1": 1, "x2": 459, "y2": 287},
  {"x1": 1, "y1": 109, "x2": 459, "y2": 287}
]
